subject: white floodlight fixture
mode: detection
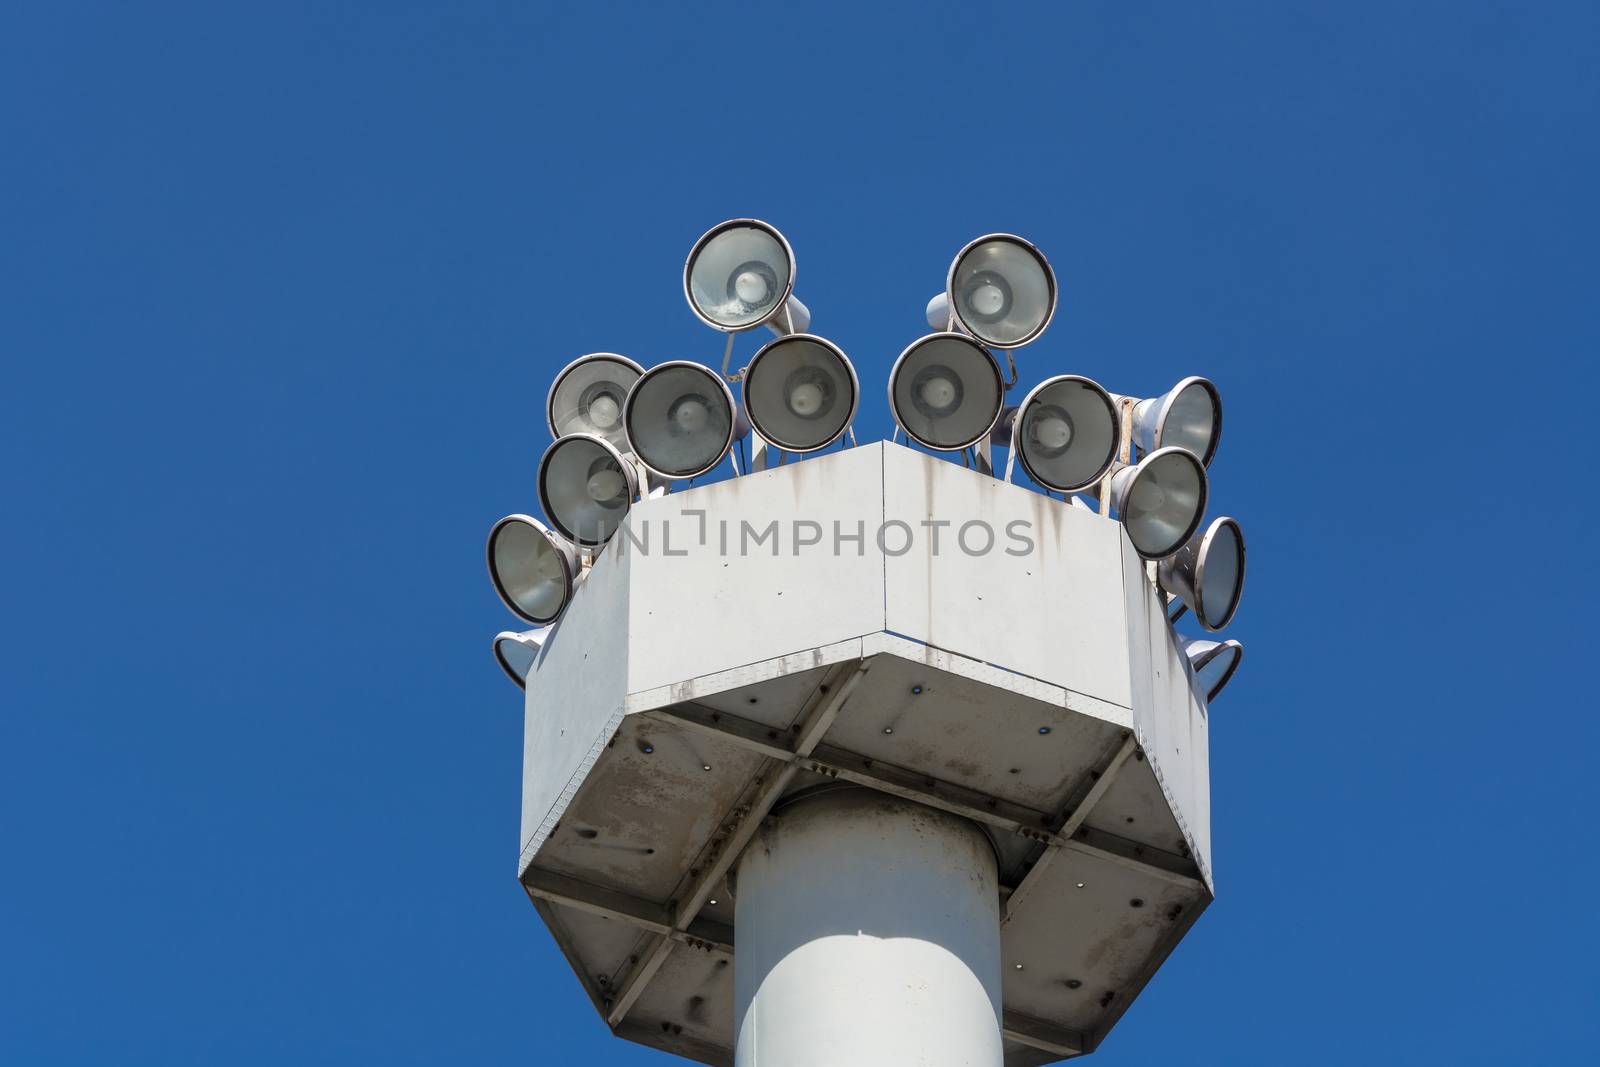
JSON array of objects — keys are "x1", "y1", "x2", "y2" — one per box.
[
  {"x1": 1177, "y1": 635, "x2": 1244, "y2": 703},
  {"x1": 925, "y1": 234, "x2": 1057, "y2": 350},
  {"x1": 1111, "y1": 375, "x2": 1223, "y2": 467},
  {"x1": 684, "y1": 219, "x2": 811, "y2": 335},
  {"x1": 997, "y1": 374, "x2": 1120, "y2": 492},
  {"x1": 492, "y1": 628, "x2": 547, "y2": 691},
  {"x1": 1101, "y1": 446, "x2": 1210, "y2": 560},
  {"x1": 537, "y1": 433, "x2": 640, "y2": 547},
  {"x1": 741, "y1": 334, "x2": 858, "y2": 454},
  {"x1": 486, "y1": 514, "x2": 580, "y2": 625},
  {"x1": 624, "y1": 360, "x2": 745, "y2": 480},
  {"x1": 1158, "y1": 516, "x2": 1247, "y2": 631},
  {"x1": 546, "y1": 353, "x2": 645, "y2": 450},
  {"x1": 888, "y1": 332, "x2": 1005, "y2": 452}
]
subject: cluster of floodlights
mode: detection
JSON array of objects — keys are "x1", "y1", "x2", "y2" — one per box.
[{"x1": 489, "y1": 219, "x2": 1245, "y2": 702}]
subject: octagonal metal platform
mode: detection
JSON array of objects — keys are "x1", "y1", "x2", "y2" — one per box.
[{"x1": 514, "y1": 442, "x2": 1214, "y2": 1064}]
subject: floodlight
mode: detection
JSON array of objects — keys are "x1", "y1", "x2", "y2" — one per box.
[
  {"x1": 1001, "y1": 375, "x2": 1119, "y2": 492},
  {"x1": 537, "y1": 433, "x2": 639, "y2": 547},
  {"x1": 624, "y1": 360, "x2": 744, "y2": 479},
  {"x1": 547, "y1": 353, "x2": 645, "y2": 450},
  {"x1": 742, "y1": 334, "x2": 858, "y2": 454},
  {"x1": 493, "y1": 628, "x2": 548, "y2": 690},
  {"x1": 1158, "y1": 516, "x2": 1246, "y2": 631},
  {"x1": 486, "y1": 514, "x2": 580, "y2": 625},
  {"x1": 1103, "y1": 446, "x2": 1210, "y2": 560},
  {"x1": 1176, "y1": 635, "x2": 1244, "y2": 703},
  {"x1": 1111, "y1": 376, "x2": 1223, "y2": 467},
  {"x1": 924, "y1": 234, "x2": 1056, "y2": 349},
  {"x1": 888, "y1": 333, "x2": 1005, "y2": 452},
  {"x1": 684, "y1": 219, "x2": 811, "y2": 334}
]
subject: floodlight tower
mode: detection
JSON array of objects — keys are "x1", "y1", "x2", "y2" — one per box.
[{"x1": 485, "y1": 221, "x2": 1245, "y2": 1065}]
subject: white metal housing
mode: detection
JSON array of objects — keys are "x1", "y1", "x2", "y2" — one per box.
[{"x1": 515, "y1": 442, "x2": 1213, "y2": 1064}]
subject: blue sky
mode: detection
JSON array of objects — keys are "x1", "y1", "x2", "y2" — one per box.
[{"x1": 3, "y1": 2, "x2": 1597, "y2": 1064}]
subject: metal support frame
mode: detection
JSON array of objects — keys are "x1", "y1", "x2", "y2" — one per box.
[
  {"x1": 521, "y1": 671, "x2": 1205, "y2": 1061},
  {"x1": 531, "y1": 872, "x2": 1086, "y2": 1058},
  {"x1": 651, "y1": 700, "x2": 1198, "y2": 889},
  {"x1": 595, "y1": 662, "x2": 872, "y2": 1028},
  {"x1": 1002, "y1": 733, "x2": 1139, "y2": 922}
]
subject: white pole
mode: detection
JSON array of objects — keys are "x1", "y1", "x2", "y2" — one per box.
[{"x1": 733, "y1": 788, "x2": 1003, "y2": 1067}]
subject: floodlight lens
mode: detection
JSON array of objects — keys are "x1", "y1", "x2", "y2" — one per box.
[
  {"x1": 1113, "y1": 446, "x2": 1208, "y2": 559},
  {"x1": 913, "y1": 367, "x2": 962, "y2": 416},
  {"x1": 889, "y1": 333, "x2": 1004, "y2": 452},
  {"x1": 487, "y1": 516, "x2": 574, "y2": 625},
  {"x1": 1030, "y1": 407, "x2": 1073, "y2": 453},
  {"x1": 1014, "y1": 375, "x2": 1119, "y2": 492},
  {"x1": 546, "y1": 354, "x2": 644, "y2": 449},
  {"x1": 685, "y1": 220, "x2": 795, "y2": 331},
  {"x1": 1199, "y1": 518, "x2": 1244, "y2": 629},
  {"x1": 625, "y1": 361, "x2": 736, "y2": 479},
  {"x1": 538, "y1": 434, "x2": 636, "y2": 546},
  {"x1": 743, "y1": 335, "x2": 858, "y2": 453},
  {"x1": 1153, "y1": 376, "x2": 1222, "y2": 466},
  {"x1": 948, "y1": 235, "x2": 1056, "y2": 348},
  {"x1": 499, "y1": 636, "x2": 537, "y2": 679},
  {"x1": 493, "y1": 629, "x2": 549, "y2": 691},
  {"x1": 1182, "y1": 637, "x2": 1243, "y2": 703}
]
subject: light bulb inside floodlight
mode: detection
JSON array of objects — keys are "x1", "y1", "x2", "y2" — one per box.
[
  {"x1": 743, "y1": 334, "x2": 859, "y2": 453},
  {"x1": 1111, "y1": 376, "x2": 1223, "y2": 467},
  {"x1": 684, "y1": 219, "x2": 809, "y2": 333},
  {"x1": 933, "y1": 234, "x2": 1057, "y2": 349},
  {"x1": 889, "y1": 333, "x2": 1004, "y2": 452},
  {"x1": 546, "y1": 353, "x2": 645, "y2": 450},
  {"x1": 625, "y1": 361, "x2": 742, "y2": 479},
  {"x1": 1104, "y1": 446, "x2": 1209, "y2": 560},
  {"x1": 493, "y1": 628, "x2": 547, "y2": 691},
  {"x1": 487, "y1": 514, "x2": 578, "y2": 626},
  {"x1": 1176, "y1": 635, "x2": 1243, "y2": 703},
  {"x1": 1159, "y1": 516, "x2": 1247, "y2": 631},
  {"x1": 1011, "y1": 375, "x2": 1119, "y2": 492},
  {"x1": 537, "y1": 433, "x2": 639, "y2": 547}
]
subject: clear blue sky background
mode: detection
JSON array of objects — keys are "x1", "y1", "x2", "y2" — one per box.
[{"x1": 3, "y1": 2, "x2": 1597, "y2": 1064}]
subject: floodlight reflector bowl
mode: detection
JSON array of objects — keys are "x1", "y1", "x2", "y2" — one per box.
[
  {"x1": 623, "y1": 360, "x2": 739, "y2": 480},
  {"x1": 1179, "y1": 636, "x2": 1244, "y2": 703},
  {"x1": 546, "y1": 353, "x2": 645, "y2": 449},
  {"x1": 1012, "y1": 374, "x2": 1119, "y2": 492},
  {"x1": 486, "y1": 514, "x2": 579, "y2": 625},
  {"x1": 946, "y1": 234, "x2": 1057, "y2": 349},
  {"x1": 1107, "y1": 446, "x2": 1210, "y2": 560},
  {"x1": 888, "y1": 332, "x2": 1005, "y2": 452},
  {"x1": 742, "y1": 334, "x2": 858, "y2": 454},
  {"x1": 1161, "y1": 516, "x2": 1246, "y2": 631},
  {"x1": 1131, "y1": 375, "x2": 1223, "y2": 467},
  {"x1": 684, "y1": 219, "x2": 797, "y2": 332},
  {"x1": 493, "y1": 629, "x2": 547, "y2": 691},
  {"x1": 536, "y1": 433, "x2": 639, "y2": 547}
]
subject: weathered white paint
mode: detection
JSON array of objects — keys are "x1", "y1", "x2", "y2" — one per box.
[
  {"x1": 880, "y1": 442, "x2": 1133, "y2": 709},
  {"x1": 619, "y1": 442, "x2": 886, "y2": 694},
  {"x1": 1121, "y1": 538, "x2": 1213, "y2": 886},
  {"x1": 733, "y1": 788, "x2": 1003, "y2": 1067}
]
